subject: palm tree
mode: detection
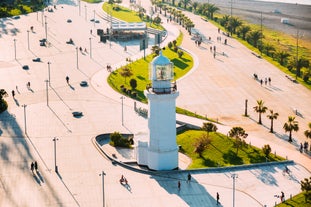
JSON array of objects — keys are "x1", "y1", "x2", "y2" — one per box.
[
  {"x1": 247, "y1": 30, "x2": 262, "y2": 48},
  {"x1": 229, "y1": 17, "x2": 242, "y2": 35},
  {"x1": 192, "y1": 1, "x2": 199, "y2": 12},
  {"x1": 207, "y1": 4, "x2": 219, "y2": 20},
  {"x1": 304, "y1": 123, "x2": 311, "y2": 140},
  {"x1": 202, "y1": 122, "x2": 218, "y2": 136},
  {"x1": 119, "y1": 67, "x2": 133, "y2": 83},
  {"x1": 267, "y1": 110, "x2": 279, "y2": 133},
  {"x1": 238, "y1": 25, "x2": 250, "y2": 40},
  {"x1": 228, "y1": 126, "x2": 246, "y2": 154},
  {"x1": 295, "y1": 57, "x2": 310, "y2": 78},
  {"x1": 283, "y1": 116, "x2": 299, "y2": 142},
  {"x1": 263, "y1": 43, "x2": 275, "y2": 57},
  {"x1": 276, "y1": 51, "x2": 290, "y2": 66},
  {"x1": 181, "y1": 0, "x2": 191, "y2": 10},
  {"x1": 253, "y1": 100, "x2": 268, "y2": 125}
]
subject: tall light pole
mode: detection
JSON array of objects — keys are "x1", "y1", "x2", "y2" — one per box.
[
  {"x1": 47, "y1": 62, "x2": 51, "y2": 86},
  {"x1": 13, "y1": 39, "x2": 16, "y2": 60},
  {"x1": 89, "y1": 37, "x2": 92, "y2": 59},
  {"x1": 295, "y1": 29, "x2": 303, "y2": 80},
  {"x1": 99, "y1": 171, "x2": 106, "y2": 207},
  {"x1": 120, "y1": 96, "x2": 125, "y2": 126},
  {"x1": 76, "y1": 47, "x2": 79, "y2": 69},
  {"x1": 22, "y1": 104, "x2": 27, "y2": 135},
  {"x1": 52, "y1": 137, "x2": 59, "y2": 173},
  {"x1": 45, "y1": 15, "x2": 48, "y2": 41},
  {"x1": 41, "y1": 10, "x2": 44, "y2": 27},
  {"x1": 93, "y1": 10, "x2": 96, "y2": 27},
  {"x1": 78, "y1": 0, "x2": 81, "y2": 16},
  {"x1": 260, "y1": 12, "x2": 264, "y2": 56},
  {"x1": 244, "y1": 99, "x2": 248, "y2": 116},
  {"x1": 231, "y1": 173, "x2": 238, "y2": 207},
  {"x1": 27, "y1": 30, "x2": 30, "y2": 50},
  {"x1": 85, "y1": 5, "x2": 87, "y2": 21},
  {"x1": 45, "y1": 80, "x2": 49, "y2": 106}
]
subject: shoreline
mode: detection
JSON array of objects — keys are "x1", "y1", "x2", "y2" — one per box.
[{"x1": 199, "y1": 0, "x2": 311, "y2": 40}]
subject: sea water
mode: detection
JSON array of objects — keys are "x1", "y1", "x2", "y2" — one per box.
[{"x1": 255, "y1": 0, "x2": 311, "y2": 5}]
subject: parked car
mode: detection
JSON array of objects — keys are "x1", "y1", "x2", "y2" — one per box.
[
  {"x1": 22, "y1": 65, "x2": 29, "y2": 70},
  {"x1": 32, "y1": 57, "x2": 41, "y2": 62}
]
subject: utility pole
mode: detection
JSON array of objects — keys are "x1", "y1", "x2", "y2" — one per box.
[
  {"x1": 231, "y1": 173, "x2": 238, "y2": 207},
  {"x1": 13, "y1": 39, "x2": 17, "y2": 60},
  {"x1": 27, "y1": 30, "x2": 30, "y2": 50},
  {"x1": 22, "y1": 104, "x2": 27, "y2": 135},
  {"x1": 47, "y1": 62, "x2": 51, "y2": 86},
  {"x1": 76, "y1": 47, "x2": 79, "y2": 69},
  {"x1": 45, "y1": 15, "x2": 48, "y2": 41},
  {"x1": 89, "y1": 37, "x2": 92, "y2": 59},
  {"x1": 99, "y1": 171, "x2": 106, "y2": 207},
  {"x1": 120, "y1": 96, "x2": 125, "y2": 126},
  {"x1": 52, "y1": 137, "x2": 59, "y2": 173},
  {"x1": 45, "y1": 80, "x2": 49, "y2": 106}
]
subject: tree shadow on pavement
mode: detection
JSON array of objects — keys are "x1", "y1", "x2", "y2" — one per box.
[
  {"x1": 0, "y1": 110, "x2": 64, "y2": 206},
  {"x1": 150, "y1": 172, "x2": 220, "y2": 206},
  {"x1": 249, "y1": 166, "x2": 278, "y2": 186}
]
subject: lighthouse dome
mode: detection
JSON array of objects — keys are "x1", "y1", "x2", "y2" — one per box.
[{"x1": 151, "y1": 51, "x2": 170, "y2": 66}]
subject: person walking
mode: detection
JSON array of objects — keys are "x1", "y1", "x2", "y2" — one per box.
[
  {"x1": 187, "y1": 173, "x2": 191, "y2": 183},
  {"x1": 30, "y1": 162, "x2": 34, "y2": 173},
  {"x1": 34, "y1": 161, "x2": 38, "y2": 171},
  {"x1": 11, "y1": 90, "x2": 15, "y2": 98},
  {"x1": 178, "y1": 181, "x2": 181, "y2": 191},
  {"x1": 216, "y1": 192, "x2": 220, "y2": 205},
  {"x1": 27, "y1": 82, "x2": 31, "y2": 89},
  {"x1": 66, "y1": 76, "x2": 69, "y2": 84}
]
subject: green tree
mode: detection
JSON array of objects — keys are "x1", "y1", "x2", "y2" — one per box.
[
  {"x1": 192, "y1": 1, "x2": 199, "y2": 12},
  {"x1": 267, "y1": 110, "x2": 279, "y2": 133},
  {"x1": 228, "y1": 17, "x2": 242, "y2": 35},
  {"x1": 276, "y1": 51, "x2": 290, "y2": 66},
  {"x1": 206, "y1": 4, "x2": 219, "y2": 20},
  {"x1": 253, "y1": 100, "x2": 268, "y2": 125},
  {"x1": 301, "y1": 177, "x2": 311, "y2": 202},
  {"x1": 238, "y1": 25, "x2": 251, "y2": 40},
  {"x1": 130, "y1": 78, "x2": 137, "y2": 90},
  {"x1": 201, "y1": 122, "x2": 217, "y2": 136},
  {"x1": 119, "y1": 67, "x2": 133, "y2": 83},
  {"x1": 262, "y1": 144, "x2": 271, "y2": 158},
  {"x1": 247, "y1": 30, "x2": 262, "y2": 48},
  {"x1": 181, "y1": 0, "x2": 191, "y2": 9},
  {"x1": 304, "y1": 123, "x2": 311, "y2": 140},
  {"x1": 283, "y1": 116, "x2": 299, "y2": 142},
  {"x1": 295, "y1": 57, "x2": 310, "y2": 78},
  {"x1": 193, "y1": 133, "x2": 211, "y2": 157},
  {"x1": 0, "y1": 89, "x2": 8, "y2": 113},
  {"x1": 151, "y1": 45, "x2": 160, "y2": 55},
  {"x1": 228, "y1": 126, "x2": 246, "y2": 154}
]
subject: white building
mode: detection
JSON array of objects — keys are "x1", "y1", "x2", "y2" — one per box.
[{"x1": 136, "y1": 52, "x2": 179, "y2": 170}]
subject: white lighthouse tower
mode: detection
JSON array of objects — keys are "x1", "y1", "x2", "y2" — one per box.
[{"x1": 144, "y1": 51, "x2": 179, "y2": 170}]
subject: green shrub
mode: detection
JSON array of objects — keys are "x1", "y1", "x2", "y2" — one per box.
[
  {"x1": 109, "y1": 132, "x2": 132, "y2": 148},
  {"x1": 168, "y1": 41, "x2": 173, "y2": 48},
  {"x1": 130, "y1": 78, "x2": 137, "y2": 90}
]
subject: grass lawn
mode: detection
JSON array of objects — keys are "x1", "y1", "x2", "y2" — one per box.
[
  {"x1": 83, "y1": 0, "x2": 102, "y2": 3},
  {"x1": 276, "y1": 192, "x2": 310, "y2": 207},
  {"x1": 102, "y1": 2, "x2": 164, "y2": 30},
  {"x1": 108, "y1": 32, "x2": 194, "y2": 103},
  {"x1": 177, "y1": 129, "x2": 284, "y2": 169}
]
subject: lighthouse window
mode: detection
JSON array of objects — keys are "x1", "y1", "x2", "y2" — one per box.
[{"x1": 156, "y1": 65, "x2": 171, "y2": 80}]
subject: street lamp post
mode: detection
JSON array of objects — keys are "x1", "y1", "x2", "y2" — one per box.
[
  {"x1": 47, "y1": 62, "x2": 51, "y2": 86},
  {"x1": 93, "y1": 10, "x2": 96, "y2": 27},
  {"x1": 99, "y1": 171, "x2": 106, "y2": 207},
  {"x1": 120, "y1": 96, "x2": 125, "y2": 126},
  {"x1": 295, "y1": 29, "x2": 303, "y2": 80},
  {"x1": 45, "y1": 80, "x2": 49, "y2": 106},
  {"x1": 244, "y1": 99, "x2": 248, "y2": 116},
  {"x1": 13, "y1": 39, "x2": 17, "y2": 60},
  {"x1": 231, "y1": 173, "x2": 238, "y2": 207},
  {"x1": 76, "y1": 47, "x2": 79, "y2": 69},
  {"x1": 78, "y1": 0, "x2": 81, "y2": 16},
  {"x1": 45, "y1": 15, "x2": 48, "y2": 41},
  {"x1": 27, "y1": 30, "x2": 30, "y2": 50},
  {"x1": 41, "y1": 10, "x2": 44, "y2": 27},
  {"x1": 52, "y1": 137, "x2": 59, "y2": 173},
  {"x1": 85, "y1": 5, "x2": 87, "y2": 21},
  {"x1": 89, "y1": 37, "x2": 92, "y2": 59},
  {"x1": 22, "y1": 104, "x2": 27, "y2": 135}
]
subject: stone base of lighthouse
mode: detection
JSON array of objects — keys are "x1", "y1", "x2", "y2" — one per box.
[{"x1": 147, "y1": 147, "x2": 178, "y2": 171}]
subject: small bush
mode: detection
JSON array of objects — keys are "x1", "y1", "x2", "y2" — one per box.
[
  {"x1": 168, "y1": 42, "x2": 173, "y2": 48},
  {"x1": 109, "y1": 132, "x2": 132, "y2": 148}
]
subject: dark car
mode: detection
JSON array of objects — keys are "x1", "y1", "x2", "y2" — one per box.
[
  {"x1": 32, "y1": 58, "x2": 41, "y2": 62},
  {"x1": 22, "y1": 65, "x2": 29, "y2": 70}
]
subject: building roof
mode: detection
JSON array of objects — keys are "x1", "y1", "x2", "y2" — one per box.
[{"x1": 111, "y1": 22, "x2": 147, "y2": 31}]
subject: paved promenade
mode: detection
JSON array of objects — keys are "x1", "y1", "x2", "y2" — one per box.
[{"x1": 0, "y1": 0, "x2": 310, "y2": 207}]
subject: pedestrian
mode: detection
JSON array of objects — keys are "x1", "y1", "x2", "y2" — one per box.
[
  {"x1": 30, "y1": 162, "x2": 34, "y2": 173},
  {"x1": 216, "y1": 192, "x2": 220, "y2": 205},
  {"x1": 213, "y1": 52, "x2": 216, "y2": 58},
  {"x1": 66, "y1": 76, "x2": 69, "y2": 84},
  {"x1": 268, "y1": 77, "x2": 271, "y2": 85},
  {"x1": 90, "y1": 29, "x2": 92, "y2": 35},
  {"x1": 300, "y1": 143, "x2": 303, "y2": 153},
  {"x1": 265, "y1": 78, "x2": 267, "y2": 85},
  {"x1": 213, "y1": 45, "x2": 216, "y2": 51},
  {"x1": 178, "y1": 181, "x2": 181, "y2": 191},
  {"x1": 260, "y1": 79, "x2": 263, "y2": 86},
  {"x1": 12, "y1": 90, "x2": 15, "y2": 98},
  {"x1": 27, "y1": 82, "x2": 31, "y2": 89},
  {"x1": 218, "y1": 28, "x2": 220, "y2": 33},
  {"x1": 210, "y1": 46, "x2": 212, "y2": 52},
  {"x1": 16, "y1": 85, "x2": 18, "y2": 91},
  {"x1": 34, "y1": 161, "x2": 38, "y2": 171},
  {"x1": 187, "y1": 173, "x2": 191, "y2": 183},
  {"x1": 281, "y1": 191, "x2": 285, "y2": 203}
]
